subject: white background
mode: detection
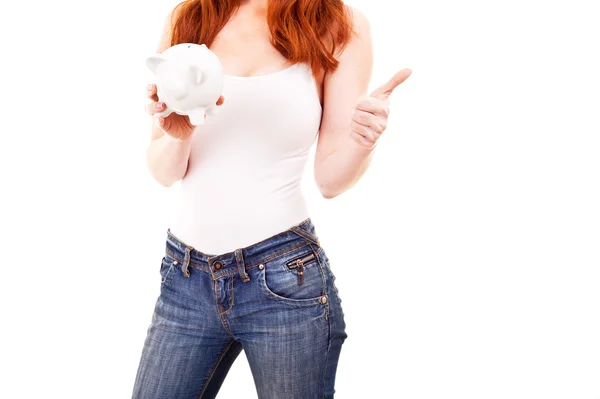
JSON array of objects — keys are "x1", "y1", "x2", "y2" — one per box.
[{"x1": 1, "y1": 0, "x2": 599, "y2": 398}]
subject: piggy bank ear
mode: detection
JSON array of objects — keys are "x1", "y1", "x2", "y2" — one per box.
[
  {"x1": 190, "y1": 65, "x2": 205, "y2": 84},
  {"x1": 146, "y1": 55, "x2": 166, "y2": 74}
]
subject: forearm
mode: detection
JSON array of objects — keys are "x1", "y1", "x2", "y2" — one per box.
[
  {"x1": 315, "y1": 133, "x2": 377, "y2": 198},
  {"x1": 146, "y1": 133, "x2": 193, "y2": 187}
]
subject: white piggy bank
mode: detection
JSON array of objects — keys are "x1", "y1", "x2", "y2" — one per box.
[{"x1": 146, "y1": 43, "x2": 224, "y2": 125}]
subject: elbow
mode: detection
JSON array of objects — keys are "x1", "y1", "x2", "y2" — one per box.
[
  {"x1": 315, "y1": 159, "x2": 344, "y2": 199},
  {"x1": 146, "y1": 150, "x2": 185, "y2": 187},
  {"x1": 156, "y1": 172, "x2": 182, "y2": 187},
  {"x1": 160, "y1": 179, "x2": 176, "y2": 188},
  {"x1": 146, "y1": 162, "x2": 180, "y2": 188},
  {"x1": 321, "y1": 190, "x2": 339, "y2": 199},
  {"x1": 315, "y1": 170, "x2": 341, "y2": 199},
  {"x1": 317, "y1": 182, "x2": 340, "y2": 199}
]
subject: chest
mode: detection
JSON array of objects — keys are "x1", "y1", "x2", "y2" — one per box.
[{"x1": 208, "y1": 16, "x2": 324, "y2": 105}]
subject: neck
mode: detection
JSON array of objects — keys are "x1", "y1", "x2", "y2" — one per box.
[{"x1": 241, "y1": 0, "x2": 268, "y2": 12}]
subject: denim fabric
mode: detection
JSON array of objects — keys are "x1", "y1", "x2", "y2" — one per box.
[{"x1": 132, "y1": 218, "x2": 347, "y2": 399}]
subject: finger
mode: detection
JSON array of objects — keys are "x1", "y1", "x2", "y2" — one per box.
[
  {"x1": 356, "y1": 96, "x2": 390, "y2": 116},
  {"x1": 351, "y1": 120, "x2": 379, "y2": 143},
  {"x1": 216, "y1": 95, "x2": 225, "y2": 106},
  {"x1": 146, "y1": 101, "x2": 165, "y2": 115},
  {"x1": 353, "y1": 109, "x2": 374, "y2": 127},
  {"x1": 369, "y1": 68, "x2": 412, "y2": 99},
  {"x1": 350, "y1": 122, "x2": 378, "y2": 149},
  {"x1": 353, "y1": 109, "x2": 387, "y2": 134},
  {"x1": 147, "y1": 83, "x2": 159, "y2": 102},
  {"x1": 353, "y1": 109, "x2": 383, "y2": 129}
]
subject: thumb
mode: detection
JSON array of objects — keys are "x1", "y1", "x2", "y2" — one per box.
[{"x1": 369, "y1": 68, "x2": 412, "y2": 99}]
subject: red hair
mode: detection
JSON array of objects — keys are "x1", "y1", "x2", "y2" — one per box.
[{"x1": 170, "y1": 0, "x2": 353, "y2": 75}]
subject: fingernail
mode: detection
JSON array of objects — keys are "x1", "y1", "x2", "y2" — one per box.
[
  {"x1": 148, "y1": 84, "x2": 153, "y2": 90},
  {"x1": 155, "y1": 102, "x2": 163, "y2": 109}
]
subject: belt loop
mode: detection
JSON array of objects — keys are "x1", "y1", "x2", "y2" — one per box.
[
  {"x1": 182, "y1": 246, "x2": 192, "y2": 278},
  {"x1": 290, "y1": 226, "x2": 320, "y2": 248},
  {"x1": 234, "y1": 249, "x2": 250, "y2": 282}
]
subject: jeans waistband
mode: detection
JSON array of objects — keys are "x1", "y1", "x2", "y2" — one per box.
[{"x1": 164, "y1": 217, "x2": 321, "y2": 281}]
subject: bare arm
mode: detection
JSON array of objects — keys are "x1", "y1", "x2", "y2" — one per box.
[
  {"x1": 146, "y1": 127, "x2": 194, "y2": 187},
  {"x1": 146, "y1": 8, "x2": 193, "y2": 187},
  {"x1": 314, "y1": 7, "x2": 374, "y2": 198},
  {"x1": 314, "y1": 6, "x2": 411, "y2": 198}
]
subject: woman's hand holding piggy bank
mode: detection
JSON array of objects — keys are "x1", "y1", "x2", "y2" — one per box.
[
  {"x1": 144, "y1": 43, "x2": 226, "y2": 140},
  {"x1": 145, "y1": 85, "x2": 224, "y2": 141}
]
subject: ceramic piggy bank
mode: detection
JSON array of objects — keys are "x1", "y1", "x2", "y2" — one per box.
[{"x1": 146, "y1": 43, "x2": 224, "y2": 125}]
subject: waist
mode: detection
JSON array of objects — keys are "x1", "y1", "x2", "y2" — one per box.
[
  {"x1": 164, "y1": 217, "x2": 322, "y2": 278},
  {"x1": 169, "y1": 190, "x2": 311, "y2": 254}
]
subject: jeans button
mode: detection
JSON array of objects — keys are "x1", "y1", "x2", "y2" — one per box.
[
  {"x1": 258, "y1": 263, "x2": 264, "y2": 270},
  {"x1": 214, "y1": 261, "x2": 222, "y2": 270}
]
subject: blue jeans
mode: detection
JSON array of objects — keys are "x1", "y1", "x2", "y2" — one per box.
[{"x1": 132, "y1": 218, "x2": 347, "y2": 398}]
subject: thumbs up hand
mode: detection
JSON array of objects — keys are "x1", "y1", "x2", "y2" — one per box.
[{"x1": 350, "y1": 68, "x2": 412, "y2": 149}]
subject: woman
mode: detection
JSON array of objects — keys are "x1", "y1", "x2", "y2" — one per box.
[{"x1": 133, "y1": 0, "x2": 411, "y2": 397}]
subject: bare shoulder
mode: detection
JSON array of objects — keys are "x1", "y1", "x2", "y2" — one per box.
[
  {"x1": 324, "y1": 4, "x2": 372, "y2": 65},
  {"x1": 345, "y1": 4, "x2": 371, "y2": 48},
  {"x1": 346, "y1": 4, "x2": 371, "y2": 31},
  {"x1": 325, "y1": 4, "x2": 373, "y2": 75}
]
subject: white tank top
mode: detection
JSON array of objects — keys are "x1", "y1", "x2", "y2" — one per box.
[{"x1": 168, "y1": 62, "x2": 322, "y2": 255}]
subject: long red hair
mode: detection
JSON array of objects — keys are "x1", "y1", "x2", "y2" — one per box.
[{"x1": 169, "y1": 0, "x2": 353, "y2": 75}]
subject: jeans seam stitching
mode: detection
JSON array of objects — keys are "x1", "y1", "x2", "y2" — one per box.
[
  {"x1": 320, "y1": 315, "x2": 332, "y2": 398},
  {"x1": 313, "y1": 246, "x2": 328, "y2": 301},
  {"x1": 213, "y1": 280, "x2": 236, "y2": 338},
  {"x1": 290, "y1": 226, "x2": 321, "y2": 247},
  {"x1": 219, "y1": 277, "x2": 235, "y2": 315},
  {"x1": 219, "y1": 315, "x2": 235, "y2": 338}
]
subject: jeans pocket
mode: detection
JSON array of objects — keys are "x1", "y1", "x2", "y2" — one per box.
[
  {"x1": 259, "y1": 244, "x2": 326, "y2": 303},
  {"x1": 159, "y1": 254, "x2": 177, "y2": 286}
]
